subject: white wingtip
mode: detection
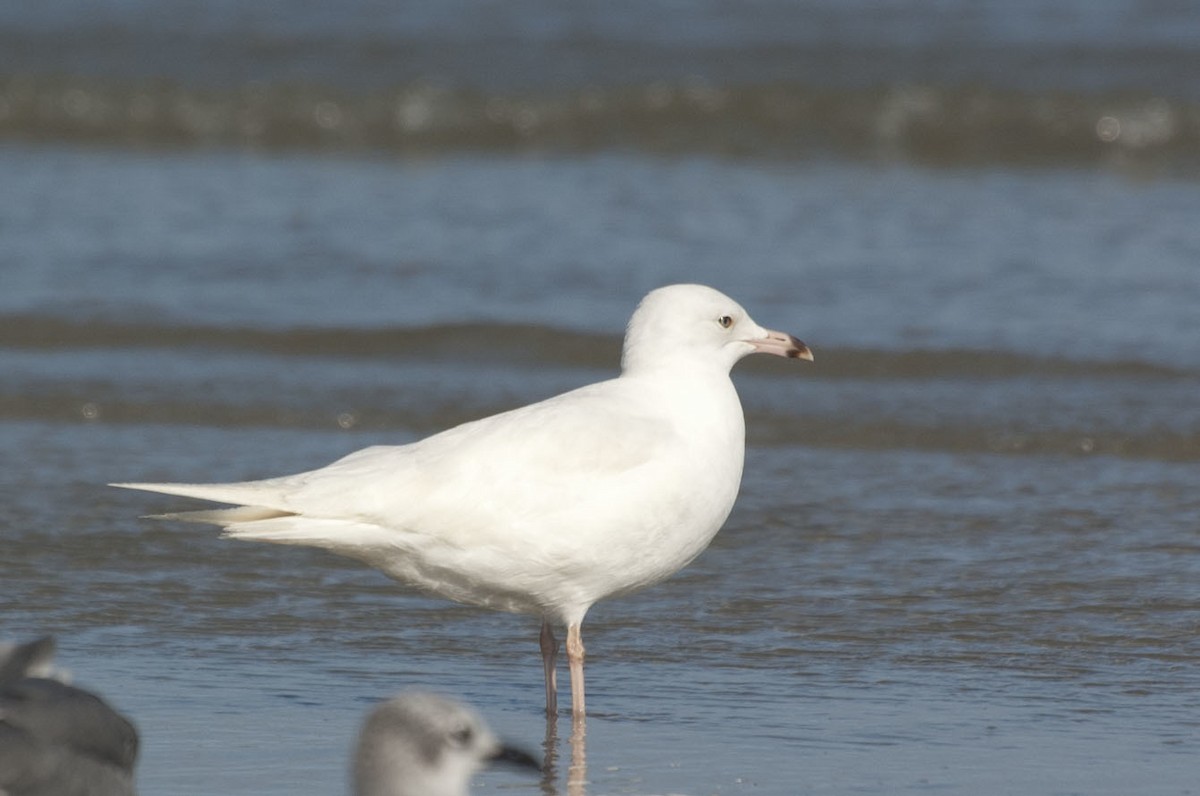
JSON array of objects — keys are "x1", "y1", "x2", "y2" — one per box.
[{"x1": 110, "y1": 480, "x2": 292, "y2": 510}]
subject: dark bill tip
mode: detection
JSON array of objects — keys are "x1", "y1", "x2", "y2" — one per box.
[
  {"x1": 752, "y1": 330, "x2": 814, "y2": 361},
  {"x1": 788, "y1": 340, "x2": 814, "y2": 361},
  {"x1": 491, "y1": 744, "x2": 543, "y2": 773}
]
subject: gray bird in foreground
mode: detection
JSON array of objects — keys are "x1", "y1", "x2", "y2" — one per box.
[
  {"x1": 354, "y1": 692, "x2": 540, "y2": 796},
  {"x1": 0, "y1": 637, "x2": 139, "y2": 796}
]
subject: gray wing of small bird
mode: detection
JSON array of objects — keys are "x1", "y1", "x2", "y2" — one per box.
[{"x1": 0, "y1": 637, "x2": 139, "y2": 796}]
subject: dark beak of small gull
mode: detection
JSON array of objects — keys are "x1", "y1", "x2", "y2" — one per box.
[
  {"x1": 490, "y1": 743, "x2": 543, "y2": 773},
  {"x1": 752, "y1": 329, "x2": 814, "y2": 361}
]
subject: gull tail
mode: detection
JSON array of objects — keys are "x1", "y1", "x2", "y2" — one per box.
[
  {"x1": 111, "y1": 481, "x2": 388, "y2": 554},
  {"x1": 150, "y1": 506, "x2": 295, "y2": 525},
  {"x1": 218, "y1": 516, "x2": 394, "y2": 553}
]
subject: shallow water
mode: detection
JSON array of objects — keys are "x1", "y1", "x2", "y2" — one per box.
[
  {"x1": 3, "y1": 420, "x2": 1198, "y2": 794},
  {"x1": 3, "y1": 150, "x2": 1200, "y2": 795},
  {"x1": 3, "y1": 2, "x2": 1200, "y2": 794}
]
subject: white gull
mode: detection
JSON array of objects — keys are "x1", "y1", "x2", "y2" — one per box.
[{"x1": 112, "y1": 284, "x2": 812, "y2": 720}]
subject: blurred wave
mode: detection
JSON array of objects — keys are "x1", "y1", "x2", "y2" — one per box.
[
  {"x1": 2, "y1": 75, "x2": 1195, "y2": 167},
  {"x1": 0, "y1": 315, "x2": 612, "y2": 365},
  {"x1": 4, "y1": 315, "x2": 1197, "y2": 462},
  {"x1": 3, "y1": 394, "x2": 1196, "y2": 463},
  {"x1": 4, "y1": 314, "x2": 1193, "y2": 379}
]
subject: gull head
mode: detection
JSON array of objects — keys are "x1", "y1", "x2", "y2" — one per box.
[
  {"x1": 621, "y1": 284, "x2": 813, "y2": 375},
  {"x1": 353, "y1": 692, "x2": 540, "y2": 796}
]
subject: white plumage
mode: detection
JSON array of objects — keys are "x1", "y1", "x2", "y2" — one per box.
[{"x1": 113, "y1": 284, "x2": 811, "y2": 719}]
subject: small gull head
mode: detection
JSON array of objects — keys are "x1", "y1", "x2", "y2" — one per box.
[
  {"x1": 622, "y1": 284, "x2": 812, "y2": 374},
  {"x1": 353, "y1": 692, "x2": 539, "y2": 796}
]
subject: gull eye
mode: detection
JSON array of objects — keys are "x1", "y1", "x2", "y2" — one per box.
[
  {"x1": 717, "y1": 315, "x2": 734, "y2": 329},
  {"x1": 449, "y1": 726, "x2": 474, "y2": 747}
]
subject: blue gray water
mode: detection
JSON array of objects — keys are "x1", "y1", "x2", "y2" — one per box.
[{"x1": 2, "y1": 2, "x2": 1199, "y2": 794}]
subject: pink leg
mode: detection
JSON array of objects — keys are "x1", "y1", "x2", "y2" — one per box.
[
  {"x1": 540, "y1": 620, "x2": 559, "y2": 718},
  {"x1": 566, "y1": 622, "x2": 585, "y2": 719}
]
